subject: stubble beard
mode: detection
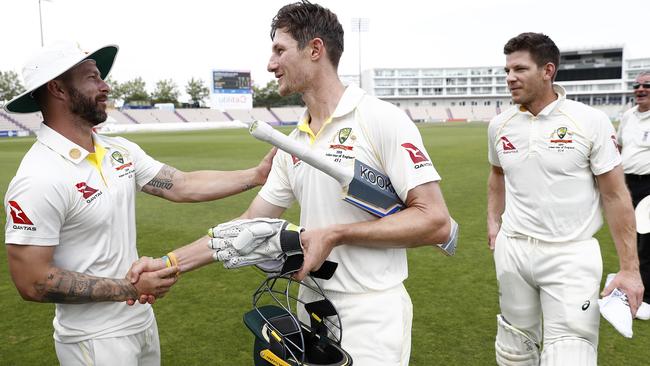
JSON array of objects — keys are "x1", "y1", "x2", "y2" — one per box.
[{"x1": 68, "y1": 87, "x2": 107, "y2": 126}]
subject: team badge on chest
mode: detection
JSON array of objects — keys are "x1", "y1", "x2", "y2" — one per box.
[{"x1": 548, "y1": 126, "x2": 575, "y2": 152}]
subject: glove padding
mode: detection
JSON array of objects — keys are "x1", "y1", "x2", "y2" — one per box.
[{"x1": 208, "y1": 218, "x2": 303, "y2": 271}]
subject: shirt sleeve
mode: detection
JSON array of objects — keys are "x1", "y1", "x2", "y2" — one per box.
[
  {"x1": 115, "y1": 137, "x2": 164, "y2": 190},
  {"x1": 258, "y1": 149, "x2": 295, "y2": 208},
  {"x1": 4, "y1": 174, "x2": 67, "y2": 246},
  {"x1": 487, "y1": 120, "x2": 501, "y2": 167},
  {"x1": 362, "y1": 100, "x2": 440, "y2": 202},
  {"x1": 590, "y1": 112, "x2": 622, "y2": 176}
]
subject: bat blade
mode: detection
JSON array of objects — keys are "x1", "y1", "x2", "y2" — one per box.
[{"x1": 345, "y1": 160, "x2": 404, "y2": 217}]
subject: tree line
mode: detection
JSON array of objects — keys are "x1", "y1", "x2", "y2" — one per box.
[{"x1": 0, "y1": 71, "x2": 303, "y2": 109}]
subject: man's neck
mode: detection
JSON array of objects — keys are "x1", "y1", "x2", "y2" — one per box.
[
  {"x1": 524, "y1": 87, "x2": 559, "y2": 116},
  {"x1": 43, "y1": 111, "x2": 95, "y2": 152},
  {"x1": 302, "y1": 77, "x2": 345, "y2": 135}
]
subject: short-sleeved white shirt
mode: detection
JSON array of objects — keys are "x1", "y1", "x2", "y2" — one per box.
[
  {"x1": 616, "y1": 106, "x2": 650, "y2": 175},
  {"x1": 260, "y1": 85, "x2": 441, "y2": 293},
  {"x1": 4, "y1": 124, "x2": 163, "y2": 343},
  {"x1": 487, "y1": 85, "x2": 621, "y2": 242}
]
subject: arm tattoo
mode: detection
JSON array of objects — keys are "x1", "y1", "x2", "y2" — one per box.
[
  {"x1": 37, "y1": 269, "x2": 137, "y2": 304},
  {"x1": 143, "y1": 165, "x2": 178, "y2": 197}
]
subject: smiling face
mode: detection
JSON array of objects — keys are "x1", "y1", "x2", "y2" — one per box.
[
  {"x1": 634, "y1": 73, "x2": 650, "y2": 112},
  {"x1": 267, "y1": 28, "x2": 312, "y2": 97},
  {"x1": 61, "y1": 60, "x2": 111, "y2": 125}
]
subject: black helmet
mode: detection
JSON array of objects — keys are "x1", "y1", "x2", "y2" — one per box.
[{"x1": 244, "y1": 274, "x2": 353, "y2": 366}]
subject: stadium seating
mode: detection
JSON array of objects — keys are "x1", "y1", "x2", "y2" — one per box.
[
  {"x1": 226, "y1": 109, "x2": 254, "y2": 123},
  {"x1": 107, "y1": 109, "x2": 136, "y2": 124},
  {"x1": 471, "y1": 106, "x2": 497, "y2": 121},
  {"x1": 271, "y1": 107, "x2": 305, "y2": 124},
  {"x1": 10, "y1": 112, "x2": 43, "y2": 132},
  {"x1": 251, "y1": 107, "x2": 280, "y2": 124}
]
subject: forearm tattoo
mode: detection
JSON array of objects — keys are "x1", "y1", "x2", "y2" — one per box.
[
  {"x1": 143, "y1": 165, "x2": 178, "y2": 197},
  {"x1": 37, "y1": 269, "x2": 137, "y2": 303}
]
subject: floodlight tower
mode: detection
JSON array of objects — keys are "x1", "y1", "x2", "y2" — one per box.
[
  {"x1": 351, "y1": 18, "x2": 369, "y2": 89},
  {"x1": 38, "y1": 0, "x2": 52, "y2": 46}
]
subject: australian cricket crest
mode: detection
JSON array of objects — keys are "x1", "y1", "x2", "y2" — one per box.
[
  {"x1": 548, "y1": 126, "x2": 575, "y2": 152},
  {"x1": 109, "y1": 144, "x2": 135, "y2": 177},
  {"x1": 338, "y1": 128, "x2": 352, "y2": 144},
  {"x1": 111, "y1": 151, "x2": 124, "y2": 164}
]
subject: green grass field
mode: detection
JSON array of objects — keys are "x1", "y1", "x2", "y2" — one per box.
[{"x1": 0, "y1": 123, "x2": 648, "y2": 365}]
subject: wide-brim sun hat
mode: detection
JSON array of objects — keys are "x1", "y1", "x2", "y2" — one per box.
[
  {"x1": 4, "y1": 41, "x2": 118, "y2": 114},
  {"x1": 635, "y1": 195, "x2": 650, "y2": 234}
]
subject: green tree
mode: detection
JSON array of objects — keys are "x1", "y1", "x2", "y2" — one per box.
[
  {"x1": 185, "y1": 77, "x2": 210, "y2": 107},
  {"x1": 120, "y1": 77, "x2": 150, "y2": 105},
  {"x1": 151, "y1": 79, "x2": 180, "y2": 106},
  {"x1": 0, "y1": 70, "x2": 25, "y2": 101},
  {"x1": 253, "y1": 80, "x2": 303, "y2": 108}
]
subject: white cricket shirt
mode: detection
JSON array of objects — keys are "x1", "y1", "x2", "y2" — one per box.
[
  {"x1": 488, "y1": 85, "x2": 621, "y2": 242},
  {"x1": 4, "y1": 124, "x2": 163, "y2": 343},
  {"x1": 260, "y1": 85, "x2": 441, "y2": 293},
  {"x1": 616, "y1": 106, "x2": 650, "y2": 175}
]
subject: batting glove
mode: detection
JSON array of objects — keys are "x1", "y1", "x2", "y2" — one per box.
[{"x1": 208, "y1": 218, "x2": 304, "y2": 271}]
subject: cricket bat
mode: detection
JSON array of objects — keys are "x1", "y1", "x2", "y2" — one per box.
[{"x1": 246, "y1": 120, "x2": 457, "y2": 256}]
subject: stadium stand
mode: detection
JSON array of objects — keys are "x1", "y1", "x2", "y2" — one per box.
[
  {"x1": 271, "y1": 107, "x2": 304, "y2": 124},
  {"x1": 10, "y1": 112, "x2": 43, "y2": 132},
  {"x1": 226, "y1": 109, "x2": 254, "y2": 123},
  {"x1": 407, "y1": 106, "x2": 428, "y2": 122},
  {"x1": 122, "y1": 109, "x2": 185, "y2": 124},
  {"x1": 251, "y1": 107, "x2": 280, "y2": 124},
  {"x1": 426, "y1": 107, "x2": 449, "y2": 122},
  {"x1": 107, "y1": 109, "x2": 136, "y2": 124},
  {"x1": 175, "y1": 108, "x2": 231, "y2": 122},
  {"x1": 471, "y1": 106, "x2": 497, "y2": 121},
  {"x1": 448, "y1": 106, "x2": 472, "y2": 121}
]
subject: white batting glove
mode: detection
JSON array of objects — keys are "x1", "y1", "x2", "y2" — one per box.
[{"x1": 208, "y1": 218, "x2": 304, "y2": 270}]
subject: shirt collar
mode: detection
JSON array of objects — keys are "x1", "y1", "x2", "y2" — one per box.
[
  {"x1": 517, "y1": 84, "x2": 566, "y2": 117},
  {"x1": 296, "y1": 84, "x2": 366, "y2": 137},
  {"x1": 634, "y1": 106, "x2": 650, "y2": 121},
  {"x1": 36, "y1": 124, "x2": 108, "y2": 165}
]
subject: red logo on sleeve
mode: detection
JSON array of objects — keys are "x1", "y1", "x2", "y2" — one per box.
[
  {"x1": 75, "y1": 182, "x2": 98, "y2": 199},
  {"x1": 500, "y1": 136, "x2": 517, "y2": 151},
  {"x1": 401, "y1": 143, "x2": 429, "y2": 163},
  {"x1": 8, "y1": 201, "x2": 34, "y2": 225}
]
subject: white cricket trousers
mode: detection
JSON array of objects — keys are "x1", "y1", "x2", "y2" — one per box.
[
  {"x1": 494, "y1": 231, "x2": 602, "y2": 348},
  {"x1": 298, "y1": 283, "x2": 412, "y2": 366},
  {"x1": 54, "y1": 320, "x2": 160, "y2": 366}
]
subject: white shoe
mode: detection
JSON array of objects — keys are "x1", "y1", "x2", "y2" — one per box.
[
  {"x1": 598, "y1": 288, "x2": 633, "y2": 338},
  {"x1": 636, "y1": 302, "x2": 650, "y2": 320}
]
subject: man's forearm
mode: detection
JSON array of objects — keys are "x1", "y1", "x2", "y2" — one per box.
[
  {"x1": 169, "y1": 236, "x2": 216, "y2": 274},
  {"x1": 36, "y1": 268, "x2": 137, "y2": 304},
  {"x1": 487, "y1": 169, "x2": 505, "y2": 228},
  {"x1": 603, "y1": 195, "x2": 639, "y2": 271}
]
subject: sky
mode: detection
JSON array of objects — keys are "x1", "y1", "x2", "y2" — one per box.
[{"x1": 1, "y1": 0, "x2": 647, "y2": 102}]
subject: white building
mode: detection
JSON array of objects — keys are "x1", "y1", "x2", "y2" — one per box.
[{"x1": 361, "y1": 47, "x2": 650, "y2": 121}]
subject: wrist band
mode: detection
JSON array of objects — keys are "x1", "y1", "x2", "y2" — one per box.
[
  {"x1": 167, "y1": 252, "x2": 180, "y2": 276},
  {"x1": 167, "y1": 252, "x2": 179, "y2": 267},
  {"x1": 161, "y1": 255, "x2": 172, "y2": 268}
]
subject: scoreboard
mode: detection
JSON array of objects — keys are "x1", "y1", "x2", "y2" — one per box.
[
  {"x1": 212, "y1": 70, "x2": 251, "y2": 93},
  {"x1": 210, "y1": 69, "x2": 253, "y2": 110}
]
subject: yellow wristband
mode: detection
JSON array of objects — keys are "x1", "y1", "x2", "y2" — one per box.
[
  {"x1": 167, "y1": 252, "x2": 180, "y2": 276},
  {"x1": 167, "y1": 252, "x2": 179, "y2": 267}
]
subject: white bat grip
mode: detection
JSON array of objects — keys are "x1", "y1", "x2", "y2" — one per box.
[{"x1": 249, "y1": 120, "x2": 351, "y2": 185}]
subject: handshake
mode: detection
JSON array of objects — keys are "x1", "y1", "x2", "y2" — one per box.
[{"x1": 125, "y1": 219, "x2": 308, "y2": 305}]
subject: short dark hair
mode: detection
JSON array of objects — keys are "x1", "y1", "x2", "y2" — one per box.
[
  {"x1": 504, "y1": 32, "x2": 560, "y2": 78},
  {"x1": 270, "y1": 0, "x2": 344, "y2": 68}
]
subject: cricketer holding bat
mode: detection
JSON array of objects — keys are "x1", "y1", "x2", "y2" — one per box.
[
  {"x1": 3, "y1": 42, "x2": 274, "y2": 365},
  {"x1": 487, "y1": 32, "x2": 643, "y2": 365},
  {"x1": 129, "y1": 1, "x2": 453, "y2": 364}
]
